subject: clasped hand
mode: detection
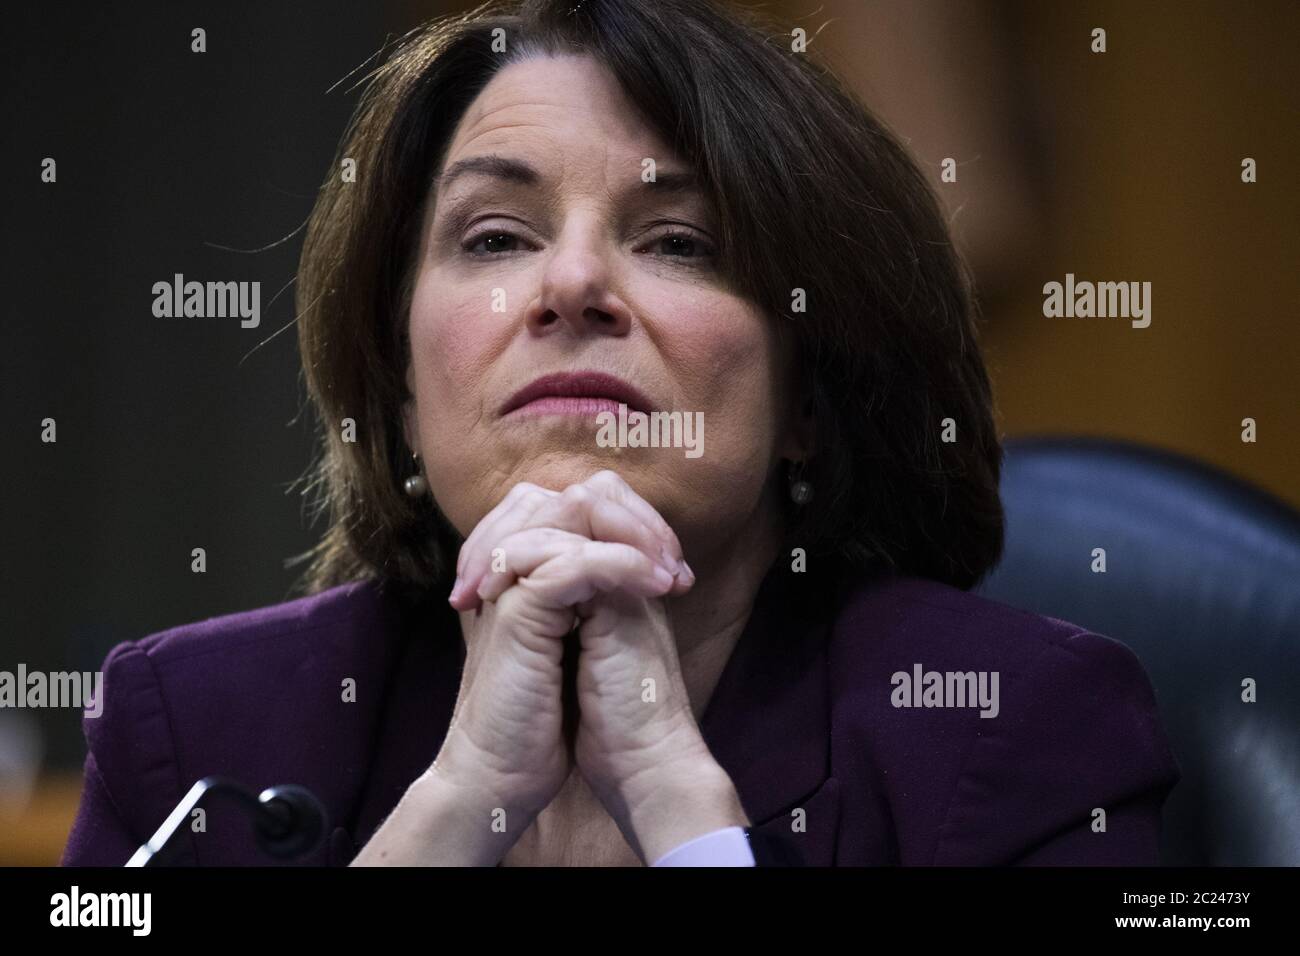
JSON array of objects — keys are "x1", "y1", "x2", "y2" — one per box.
[{"x1": 437, "y1": 469, "x2": 728, "y2": 855}]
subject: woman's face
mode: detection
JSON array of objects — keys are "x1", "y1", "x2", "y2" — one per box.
[{"x1": 405, "y1": 53, "x2": 808, "y2": 558}]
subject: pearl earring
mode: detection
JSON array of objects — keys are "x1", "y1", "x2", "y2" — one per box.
[
  {"x1": 789, "y1": 459, "x2": 813, "y2": 505},
  {"x1": 403, "y1": 453, "x2": 428, "y2": 498}
]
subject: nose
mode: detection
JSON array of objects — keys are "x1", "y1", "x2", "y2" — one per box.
[{"x1": 525, "y1": 222, "x2": 632, "y2": 337}]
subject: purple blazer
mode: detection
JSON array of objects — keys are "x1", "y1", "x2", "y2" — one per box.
[{"x1": 61, "y1": 566, "x2": 1180, "y2": 866}]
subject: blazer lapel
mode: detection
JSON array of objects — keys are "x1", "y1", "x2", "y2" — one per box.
[
  {"x1": 698, "y1": 566, "x2": 840, "y2": 860},
  {"x1": 339, "y1": 589, "x2": 464, "y2": 861}
]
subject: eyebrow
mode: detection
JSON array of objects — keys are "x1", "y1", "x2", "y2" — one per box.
[
  {"x1": 436, "y1": 154, "x2": 540, "y2": 192},
  {"x1": 435, "y1": 153, "x2": 703, "y2": 198}
]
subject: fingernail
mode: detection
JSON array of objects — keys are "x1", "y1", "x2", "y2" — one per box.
[
  {"x1": 652, "y1": 565, "x2": 675, "y2": 589},
  {"x1": 449, "y1": 576, "x2": 462, "y2": 602},
  {"x1": 681, "y1": 561, "x2": 695, "y2": 584},
  {"x1": 661, "y1": 545, "x2": 683, "y2": 575}
]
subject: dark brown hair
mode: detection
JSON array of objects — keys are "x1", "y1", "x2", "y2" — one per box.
[{"x1": 291, "y1": 0, "x2": 1004, "y2": 605}]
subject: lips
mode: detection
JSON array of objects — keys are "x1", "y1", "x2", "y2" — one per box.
[{"x1": 500, "y1": 370, "x2": 654, "y2": 416}]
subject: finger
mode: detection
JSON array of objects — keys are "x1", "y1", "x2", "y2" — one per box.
[
  {"x1": 452, "y1": 483, "x2": 556, "y2": 607},
  {"x1": 573, "y1": 472, "x2": 692, "y2": 596},
  {"x1": 453, "y1": 471, "x2": 697, "y2": 611},
  {"x1": 468, "y1": 507, "x2": 691, "y2": 611},
  {"x1": 461, "y1": 482, "x2": 686, "y2": 610},
  {"x1": 532, "y1": 483, "x2": 687, "y2": 588},
  {"x1": 518, "y1": 540, "x2": 677, "y2": 610},
  {"x1": 473, "y1": 526, "x2": 590, "y2": 603},
  {"x1": 581, "y1": 470, "x2": 689, "y2": 575},
  {"x1": 457, "y1": 481, "x2": 555, "y2": 578}
]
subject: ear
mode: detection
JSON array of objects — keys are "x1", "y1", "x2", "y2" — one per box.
[
  {"x1": 778, "y1": 388, "x2": 817, "y2": 462},
  {"x1": 401, "y1": 363, "x2": 419, "y2": 453}
]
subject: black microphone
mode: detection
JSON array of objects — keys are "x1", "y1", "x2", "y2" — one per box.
[{"x1": 125, "y1": 776, "x2": 328, "y2": 866}]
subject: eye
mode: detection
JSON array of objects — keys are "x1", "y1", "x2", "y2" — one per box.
[
  {"x1": 462, "y1": 230, "x2": 528, "y2": 256},
  {"x1": 639, "y1": 228, "x2": 717, "y2": 260}
]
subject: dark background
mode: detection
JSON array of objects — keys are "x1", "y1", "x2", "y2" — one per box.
[{"x1": 5, "y1": 1, "x2": 395, "y2": 774}]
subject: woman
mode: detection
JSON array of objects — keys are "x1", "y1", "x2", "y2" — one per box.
[{"x1": 62, "y1": 0, "x2": 1179, "y2": 867}]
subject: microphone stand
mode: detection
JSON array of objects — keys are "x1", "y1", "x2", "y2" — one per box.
[{"x1": 125, "y1": 776, "x2": 327, "y2": 866}]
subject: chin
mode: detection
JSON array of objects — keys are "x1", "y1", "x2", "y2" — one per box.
[{"x1": 513, "y1": 451, "x2": 656, "y2": 493}]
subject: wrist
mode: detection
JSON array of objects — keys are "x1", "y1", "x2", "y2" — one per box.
[
  {"x1": 617, "y1": 758, "x2": 751, "y2": 866},
  {"x1": 427, "y1": 763, "x2": 550, "y2": 857},
  {"x1": 434, "y1": 728, "x2": 557, "y2": 820},
  {"x1": 352, "y1": 766, "x2": 535, "y2": 866}
]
